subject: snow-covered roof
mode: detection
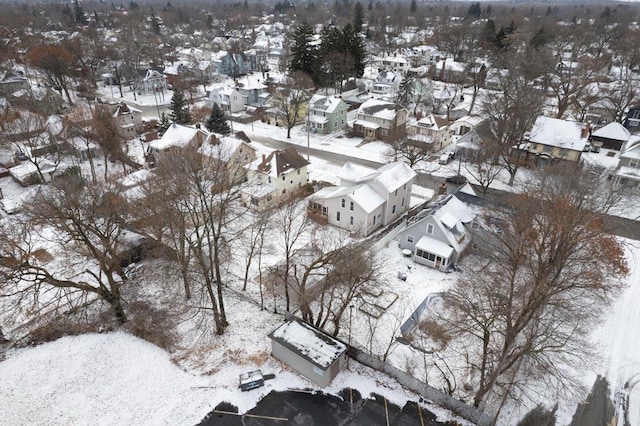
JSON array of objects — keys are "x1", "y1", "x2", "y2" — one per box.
[
  {"x1": 337, "y1": 162, "x2": 379, "y2": 184},
  {"x1": 268, "y1": 319, "x2": 346, "y2": 370},
  {"x1": 309, "y1": 95, "x2": 344, "y2": 114},
  {"x1": 528, "y1": 116, "x2": 588, "y2": 151},
  {"x1": 592, "y1": 122, "x2": 630, "y2": 142},
  {"x1": 148, "y1": 123, "x2": 210, "y2": 151},
  {"x1": 119, "y1": 169, "x2": 153, "y2": 189},
  {"x1": 350, "y1": 184, "x2": 386, "y2": 213},
  {"x1": 199, "y1": 135, "x2": 250, "y2": 162},
  {"x1": 357, "y1": 98, "x2": 401, "y2": 121},
  {"x1": 374, "y1": 162, "x2": 417, "y2": 192},
  {"x1": 415, "y1": 235, "x2": 454, "y2": 258}
]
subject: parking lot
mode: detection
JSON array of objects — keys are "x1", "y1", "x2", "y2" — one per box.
[{"x1": 197, "y1": 389, "x2": 454, "y2": 425}]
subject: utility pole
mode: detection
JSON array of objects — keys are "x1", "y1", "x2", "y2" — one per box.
[{"x1": 347, "y1": 304, "x2": 354, "y2": 368}]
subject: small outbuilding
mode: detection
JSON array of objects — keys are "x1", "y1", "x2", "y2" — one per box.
[{"x1": 268, "y1": 318, "x2": 347, "y2": 387}]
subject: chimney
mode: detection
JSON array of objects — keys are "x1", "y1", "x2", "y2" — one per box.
[
  {"x1": 581, "y1": 122, "x2": 591, "y2": 139},
  {"x1": 261, "y1": 153, "x2": 266, "y2": 164}
]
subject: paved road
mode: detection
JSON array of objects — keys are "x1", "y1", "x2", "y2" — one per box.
[
  {"x1": 246, "y1": 130, "x2": 640, "y2": 241},
  {"x1": 197, "y1": 389, "x2": 451, "y2": 425}
]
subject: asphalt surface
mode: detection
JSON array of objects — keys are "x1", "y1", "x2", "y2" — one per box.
[{"x1": 197, "y1": 389, "x2": 453, "y2": 426}]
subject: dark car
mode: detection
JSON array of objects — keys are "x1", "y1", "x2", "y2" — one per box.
[
  {"x1": 445, "y1": 175, "x2": 467, "y2": 185},
  {"x1": 239, "y1": 370, "x2": 265, "y2": 391}
]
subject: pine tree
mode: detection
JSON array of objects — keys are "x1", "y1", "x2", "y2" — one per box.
[
  {"x1": 410, "y1": 0, "x2": 417, "y2": 14},
  {"x1": 159, "y1": 112, "x2": 170, "y2": 134},
  {"x1": 74, "y1": 0, "x2": 87, "y2": 25},
  {"x1": 289, "y1": 22, "x2": 319, "y2": 85},
  {"x1": 353, "y1": 2, "x2": 364, "y2": 33},
  {"x1": 168, "y1": 90, "x2": 191, "y2": 124},
  {"x1": 206, "y1": 103, "x2": 231, "y2": 135}
]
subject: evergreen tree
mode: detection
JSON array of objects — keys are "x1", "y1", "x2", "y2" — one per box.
[
  {"x1": 168, "y1": 90, "x2": 191, "y2": 124},
  {"x1": 159, "y1": 112, "x2": 170, "y2": 134},
  {"x1": 74, "y1": 0, "x2": 88, "y2": 25},
  {"x1": 206, "y1": 103, "x2": 231, "y2": 135},
  {"x1": 343, "y1": 24, "x2": 367, "y2": 78},
  {"x1": 289, "y1": 22, "x2": 319, "y2": 84},
  {"x1": 468, "y1": 2, "x2": 481, "y2": 19},
  {"x1": 353, "y1": 2, "x2": 364, "y2": 33},
  {"x1": 410, "y1": 0, "x2": 417, "y2": 14}
]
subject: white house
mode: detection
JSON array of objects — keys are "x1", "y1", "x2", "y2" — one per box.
[
  {"x1": 612, "y1": 136, "x2": 640, "y2": 191},
  {"x1": 371, "y1": 71, "x2": 402, "y2": 95},
  {"x1": 206, "y1": 86, "x2": 245, "y2": 114},
  {"x1": 242, "y1": 146, "x2": 309, "y2": 210},
  {"x1": 408, "y1": 113, "x2": 453, "y2": 150},
  {"x1": 146, "y1": 123, "x2": 210, "y2": 167},
  {"x1": 308, "y1": 161, "x2": 416, "y2": 236}
]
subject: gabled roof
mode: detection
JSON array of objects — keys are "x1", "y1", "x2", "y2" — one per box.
[
  {"x1": 591, "y1": 122, "x2": 630, "y2": 142},
  {"x1": 309, "y1": 95, "x2": 344, "y2": 114},
  {"x1": 357, "y1": 98, "x2": 404, "y2": 120},
  {"x1": 374, "y1": 161, "x2": 417, "y2": 192},
  {"x1": 148, "y1": 123, "x2": 210, "y2": 151},
  {"x1": 337, "y1": 161, "x2": 380, "y2": 184},
  {"x1": 112, "y1": 102, "x2": 141, "y2": 117},
  {"x1": 255, "y1": 146, "x2": 309, "y2": 177},
  {"x1": 199, "y1": 134, "x2": 254, "y2": 162},
  {"x1": 528, "y1": 116, "x2": 588, "y2": 151}
]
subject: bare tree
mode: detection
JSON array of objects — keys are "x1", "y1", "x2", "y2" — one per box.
[
  {"x1": 271, "y1": 71, "x2": 313, "y2": 139},
  {"x1": 385, "y1": 137, "x2": 433, "y2": 173},
  {"x1": 440, "y1": 179, "x2": 628, "y2": 414},
  {"x1": 0, "y1": 178, "x2": 133, "y2": 324}
]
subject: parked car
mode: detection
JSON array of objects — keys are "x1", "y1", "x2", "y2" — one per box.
[
  {"x1": 438, "y1": 151, "x2": 455, "y2": 165},
  {"x1": 590, "y1": 145, "x2": 601, "y2": 153},
  {"x1": 445, "y1": 175, "x2": 467, "y2": 185}
]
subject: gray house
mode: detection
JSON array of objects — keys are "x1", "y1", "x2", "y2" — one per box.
[
  {"x1": 397, "y1": 189, "x2": 476, "y2": 271},
  {"x1": 268, "y1": 318, "x2": 347, "y2": 387},
  {"x1": 612, "y1": 136, "x2": 640, "y2": 191}
]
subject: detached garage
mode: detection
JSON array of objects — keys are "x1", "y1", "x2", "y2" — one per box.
[{"x1": 268, "y1": 318, "x2": 347, "y2": 387}]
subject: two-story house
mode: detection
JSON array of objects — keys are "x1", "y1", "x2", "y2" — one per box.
[
  {"x1": 524, "y1": 116, "x2": 588, "y2": 166},
  {"x1": 352, "y1": 99, "x2": 408, "y2": 142},
  {"x1": 199, "y1": 132, "x2": 257, "y2": 189},
  {"x1": 307, "y1": 95, "x2": 347, "y2": 135},
  {"x1": 110, "y1": 102, "x2": 143, "y2": 138},
  {"x1": 612, "y1": 136, "x2": 640, "y2": 191},
  {"x1": 397, "y1": 190, "x2": 476, "y2": 271},
  {"x1": 408, "y1": 113, "x2": 453, "y2": 151},
  {"x1": 242, "y1": 146, "x2": 309, "y2": 210},
  {"x1": 215, "y1": 52, "x2": 250, "y2": 78},
  {"x1": 371, "y1": 71, "x2": 402, "y2": 95},
  {"x1": 623, "y1": 105, "x2": 640, "y2": 134},
  {"x1": 589, "y1": 122, "x2": 630, "y2": 151},
  {"x1": 206, "y1": 86, "x2": 245, "y2": 114},
  {"x1": 146, "y1": 122, "x2": 210, "y2": 168},
  {"x1": 135, "y1": 68, "x2": 168, "y2": 95},
  {"x1": 308, "y1": 161, "x2": 416, "y2": 236}
]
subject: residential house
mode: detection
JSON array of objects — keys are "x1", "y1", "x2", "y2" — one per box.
[
  {"x1": 408, "y1": 113, "x2": 452, "y2": 151},
  {"x1": 371, "y1": 71, "x2": 402, "y2": 96},
  {"x1": 145, "y1": 122, "x2": 210, "y2": 167},
  {"x1": 8, "y1": 158, "x2": 60, "y2": 186},
  {"x1": 215, "y1": 51, "x2": 250, "y2": 78},
  {"x1": 352, "y1": 99, "x2": 408, "y2": 142},
  {"x1": 110, "y1": 102, "x2": 143, "y2": 138},
  {"x1": 397, "y1": 189, "x2": 476, "y2": 271},
  {"x1": 524, "y1": 116, "x2": 588, "y2": 166},
  {"x1": 268, "y1": 317, "x2": 347, "y2": 387},
  {"x1": 308, "y1": 161, "x2": 416, "y2": 236},
  {"x1": 449, "y1": 115, "x2": 485, "y2": 136},
  {"x1": 135, "y1": 68, "x2": 168, "y2": 95},
  {"x1": 432, "y1": 59, "x2": 467, "y2": 83},
  {"x1": 11, "y1": 86, "x2": 65, "y2": 115},
  {"x1": 454, "y1": 121, "x2": 493, "y2": 162},
  {"x1": 623, "y1": 105, "x2": 640, "y2": 133},
  {"x1": 199, "y1": 133, "x2": 257, "y2": 189},
  {"x1": 377, "y1": 55, "x2": 410, "y2": 75},
  {"x1": 0, "y1": 71, "x2": 29, "y2": 96},
  {"x1": 590, "y1": 122, "x2": 630, "y2": 151},
  {"x1": 307, "y1": 95, "x2": 347, "y2": 135},
  {"x1": 242, "y1": 146, "x2": 309, "y2": 210},
  {"x1": 235, "y1": 75, "x2": 270, "y2": 107},
  {"x1": 612, "y1": 136, "x2": 640, "y2": 191},
  {"x1": 206, "y1": 86, "x2": 245, "y2": 114}
]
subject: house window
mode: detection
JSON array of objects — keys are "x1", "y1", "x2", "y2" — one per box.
[
  {"x1": 407, "y1": 235, "x2": 414, "y2": 243},
  {"x1": 337, "y1": 211, "x2": 341, "y2": 221},
  {"x1": 427, "y1": 223, "x2": 434, "y2": 234},
  {"x1": 350, "y1": 216, "x2": 354, "y2": 225},
  {"x1": 268, "y1": 176, "x2": 272, "y2": 184},
  {"x1": 282, "y1": 189, "x2": 286, "y2": 194},
  {"x1": 282, "y1": 175, "x2": 285, "y2": 181},
  {"x1": 266, "y1": 195, "x2": 272, "y2": 202},
  {"x1": 297, "y1": 169, "x2": 301, "y2": 175},
  {"x1": 404, "y1": 183, "x2": 407, "y2": 190},
  {"x1": 341, "y1": 199, "x2": 345, "y2": 208},
  {"x1": 373, "y1": 215, "x2": 376, "y2": 225},
  {"x1": 395, "y1": 189, "x2": 398, "y2": 196},
  {"x1": 335, "y1": 121, "x2": 338, "y2": 127},
  {"x1": 401, "y1": 197, "x2": 405, "y2": 207},
  {"x1": 392, "y1": 205, "x2": 396, "y2": 214},
  {"x1": 629, "y1": 159, "x2": 639, "y2": 168},
  {"x1": 350, "y1": 201, "x2": 354, "y2": 211}
]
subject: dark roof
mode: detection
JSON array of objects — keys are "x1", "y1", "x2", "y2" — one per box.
[{"x1": 258, "y1": 146, "x2": 309, "y2": 175}]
